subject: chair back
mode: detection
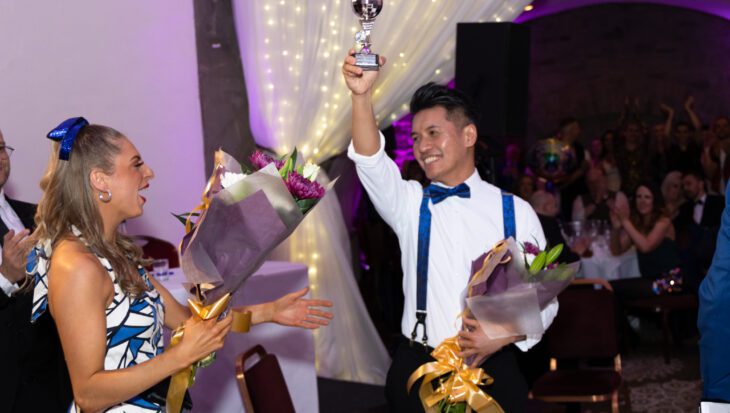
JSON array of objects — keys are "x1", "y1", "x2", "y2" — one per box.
[
  {"x1": 236, "y1": 344, "x2": 295, "y2": 413},
  {"x1": 545, "y1": 285, "x2": 618, "y2": 359},
  {"x1": 132, "y1": 235, "x2": 180, "y2": 268}
]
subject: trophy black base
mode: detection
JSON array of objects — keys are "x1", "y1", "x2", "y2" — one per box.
[{"x1": 354, "y1": 52, "x2": 380, "y2": 71}]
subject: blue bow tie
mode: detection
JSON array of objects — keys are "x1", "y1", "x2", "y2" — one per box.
[{"x1": 424, "y1": 183, "x2": 471, "y2": 204}]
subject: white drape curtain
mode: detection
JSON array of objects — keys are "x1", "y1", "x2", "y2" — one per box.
[
  {"x1": 269, "y1": 171, "x2": 392, "y2": 383},
  {"x1": 232, "y1": 0, "x2": 531, "y2": 384}
]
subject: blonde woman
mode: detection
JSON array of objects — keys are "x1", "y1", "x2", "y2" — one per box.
[
  {"x1": 29, "y1": 118, "x2": 332, "y2": 412},
  {"x1": 661, "y1": 170, "x2": 685, "y2": 221}
]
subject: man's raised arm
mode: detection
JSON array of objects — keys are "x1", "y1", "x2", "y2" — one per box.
[{"x1": 342, "y1": 50, "x2": 385, "y2": 156}]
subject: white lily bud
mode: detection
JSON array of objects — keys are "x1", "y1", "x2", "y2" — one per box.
[{"x1": 220, "y1": 171, "x2": 247, "y2": 188}]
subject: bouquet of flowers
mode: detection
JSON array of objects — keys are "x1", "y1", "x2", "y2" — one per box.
[
  {"x1": 174, "y1": 148, "x2": 330, "y2": 304},
  {"x1": 466, "y1": 238, "x2": 579, "y2": 340},
  {"x1": 408, "y1": 238, "x2": 579, "y2": 413},
  {"x1": 166, "y1": 148, "x2": 330, "y2": 412}
]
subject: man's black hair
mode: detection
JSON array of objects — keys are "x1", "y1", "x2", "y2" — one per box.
[
  {"x1": 683, "y1": 168, "x2": 706, "y2": 182},
  {"x1": 409, "y1": 82, "x2": 480, "y2": 127}
]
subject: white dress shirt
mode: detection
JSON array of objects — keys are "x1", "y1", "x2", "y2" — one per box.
[
  {"x1": 0, "y1": 190, "x2": 29, "y2": 296},
  {"x1": 348, "y1": 133, "x2": 558, "y2": 350},
  {"x1": 694, "y1": 193, "x2": 707, "y2": 225}
]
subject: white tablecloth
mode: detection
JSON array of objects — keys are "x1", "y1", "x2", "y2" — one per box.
[
  {"x1": 159, "y1": 262, "x2": 318, "y2": 413},
  {"x1": 578, "y1": 243, "x2": 641, "y2": 281}
]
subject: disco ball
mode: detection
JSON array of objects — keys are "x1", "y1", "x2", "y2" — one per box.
[{"x1": 530, "y1": 138, "x2": 578, "y2": 181}]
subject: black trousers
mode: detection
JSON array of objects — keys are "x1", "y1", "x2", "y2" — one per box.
[{"x1": 385, "y1": 336, "x2": 528, "y2": 412}]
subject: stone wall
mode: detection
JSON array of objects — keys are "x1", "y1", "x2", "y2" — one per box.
[{"x1": 525, "y1": 3, "x2": 730, "y2": 143}]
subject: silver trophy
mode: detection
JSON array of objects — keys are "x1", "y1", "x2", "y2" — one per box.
[{"x1": 351, "y1": 0, "x2": 383, "y2": 71}]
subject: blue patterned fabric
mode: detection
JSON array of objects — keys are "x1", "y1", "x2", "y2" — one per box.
[
  {"x1": 501, "y1": 192, "x2": 516, "y2": 239},
  {"x1": 413, "y1": 183, "x2": 471, "y2": 342},
  {"x1": 30, "y1": 227, "x2": 165, "y2": 412}
]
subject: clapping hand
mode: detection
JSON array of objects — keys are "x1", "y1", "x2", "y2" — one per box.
[
  {"x1": 1, "y1": 229, "x2": 32, "y2": 284},
  {"x1": 271, "y1": 287, "x2": 333, "y2": 329},
  {"x1": 659, "y1": 103, "x2": 674, "y2": 115}
]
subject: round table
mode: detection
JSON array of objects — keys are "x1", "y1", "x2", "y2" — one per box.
[{"x1": 578, "y1": 243, "x2": 641, "y2": 281}]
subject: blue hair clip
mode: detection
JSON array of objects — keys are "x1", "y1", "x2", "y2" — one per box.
[{"x1": 46, "y1": 117, "x2": 89, "y2": 161}]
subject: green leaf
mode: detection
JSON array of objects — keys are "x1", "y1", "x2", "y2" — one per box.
[
  {"x1": 239, "y1": 162, "x2": 252, "y2": 174},
  {"x1": 171, "y1": 212, "x2": 200, "y2": 226},
  {"x1": 545, "y1": 244, "x2": 564, "y2": 266},
  {"x1": 296, "y1": 198, "x2": 317, "y2": 214},
  {"x1": 529, "y1": 251, "x2": 547, "y2": 274},
  {"x1": 279, "y1": 148, "x2": 298, "y2": 178},
  {"x1": 451, "y1": 402, "x2": 466, "y2": 413}
]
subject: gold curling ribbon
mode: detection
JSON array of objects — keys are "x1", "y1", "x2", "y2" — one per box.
[
  {"x1": 166, "y1": 293, "x2": 252, "y2": 413},
  {"x1": 407, "y1": 337, "x2": 505, "y2": 413},
  {"x1": 184, "y1": 161, "x2": 226, "y2": 233},
  {"x1": 467, "y1": 240, "x2": 511, "y2": 298}
]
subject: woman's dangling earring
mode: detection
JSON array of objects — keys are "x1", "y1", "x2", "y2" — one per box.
[{"x1": 99, "y1": 190, "x2": 112, "y2": 203}]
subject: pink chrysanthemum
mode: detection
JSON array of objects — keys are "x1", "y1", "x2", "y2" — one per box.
[
  {"x1": 523, "y1": 242, "x2": 541, "y2": 256},
  {"x1": 250, "y1": 151, "x2": 285, "y2": 170},
  {"x1": 285, "y1": 171, "x2": 325, "y2": 200}
]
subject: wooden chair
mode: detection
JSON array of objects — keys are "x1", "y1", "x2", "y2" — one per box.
[
  {"x1": 131, "y1": 235, "x2": 180, "y2": 268},
  {"x1": 529, "y1": 283, "x2": 629, "y2": 413},
  {"x1": 235, "y1": 344, "x2": 295, "y2": 413}
]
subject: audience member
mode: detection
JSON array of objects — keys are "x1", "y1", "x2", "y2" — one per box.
[
  {"x1": 661, "y1": 171, "x2": 686, "y2": 221},
  {"x1": 514, "y1": 173, "x2": 536, "y2": 202},
  {"x1": 0, "y1": 128, "x2": 72, "y2": 412},
  {"x1": 556, "y1": 117, "x2": 590, "y2": 219},
  {"x1": 609, "y1": 182, "x2": 681, "y2": 293},
  {"x1": 698, "y1": 182, "x2": 730, "y2": 404},
  {"x1": 599, "y1": 130, "x2": 622, "y2": 192},
  {"x1": 667, "y1": 121, "x2": 702, "y2": 174},
  {"x1": 572, "y1": 166, "x2": 614, "y2": 222},
  {"x1": 648, "y1": 103, "x2": 674, "y2": 179},
  {"x1": 616, "y1": 121, "x2": 648, "y2": 196},
  {"x1": 675, "y1": 170, "x2": 725, "y2": 290},
  {"x1": 530, "y1": 190, "x2": 582, "y2": 263}
]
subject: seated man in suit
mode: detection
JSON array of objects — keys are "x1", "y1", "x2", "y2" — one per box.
[
  {"x1": 0, "y1": 128, "x2": 71, "y2": 412},
  {"x1": 530, "y1": 190, "x2": 581, "y2": 263},
  {"x1": 676, "y1": 169, "x2": 725, "y2": 291}
]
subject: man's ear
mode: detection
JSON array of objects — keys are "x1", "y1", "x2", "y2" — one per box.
[
  {"x1": 89, "y1": 169, "x2": 109, "y2": 193},
  {"x1": 463, "y1": 123, "x2": 477, "y2": 147}
]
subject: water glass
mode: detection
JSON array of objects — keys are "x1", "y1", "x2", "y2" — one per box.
[{"x1": 151, "y1": 258, "x2": 170, "y2": 281}]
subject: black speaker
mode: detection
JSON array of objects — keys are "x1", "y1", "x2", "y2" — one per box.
[{"x1": 455, "y1": 23, "x2": 530, "y2": 148}]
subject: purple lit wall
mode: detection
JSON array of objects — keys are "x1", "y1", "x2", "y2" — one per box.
[
  {"x1": 0, "y1": 1, "x2": 205, "y2": 244},
  {"x1": 522, "y1": 2, "x2": 730, "y2": 142},
  {"x1": 516, "y1": 0, "x2": 730, "y2": 23}
]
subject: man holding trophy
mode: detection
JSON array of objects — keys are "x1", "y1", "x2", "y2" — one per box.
[{"x1": 343, "y1": 1, "x2": 558, "y2": 410}]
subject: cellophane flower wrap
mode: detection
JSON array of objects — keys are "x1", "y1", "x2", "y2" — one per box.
[
  {"x1": 408, "y1": 238, "x2": 579, "y2": 413},
  {"x1": 176, "y1": 148, "x2": 330, "y2": 305},
  {"x1": 466, "y1": 237, "x2": 579, "y2": 340},
  {"x1": 165, "y1": 149, "x2": 330, "y2": 413}
]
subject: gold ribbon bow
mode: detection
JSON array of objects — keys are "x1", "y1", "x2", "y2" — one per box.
[
  {"x1": 166, "y1": 293, "x2": 252, "y2": 413},
  {"x1": 407, "y1": 337, "x2": 505, "y2": 413}
]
